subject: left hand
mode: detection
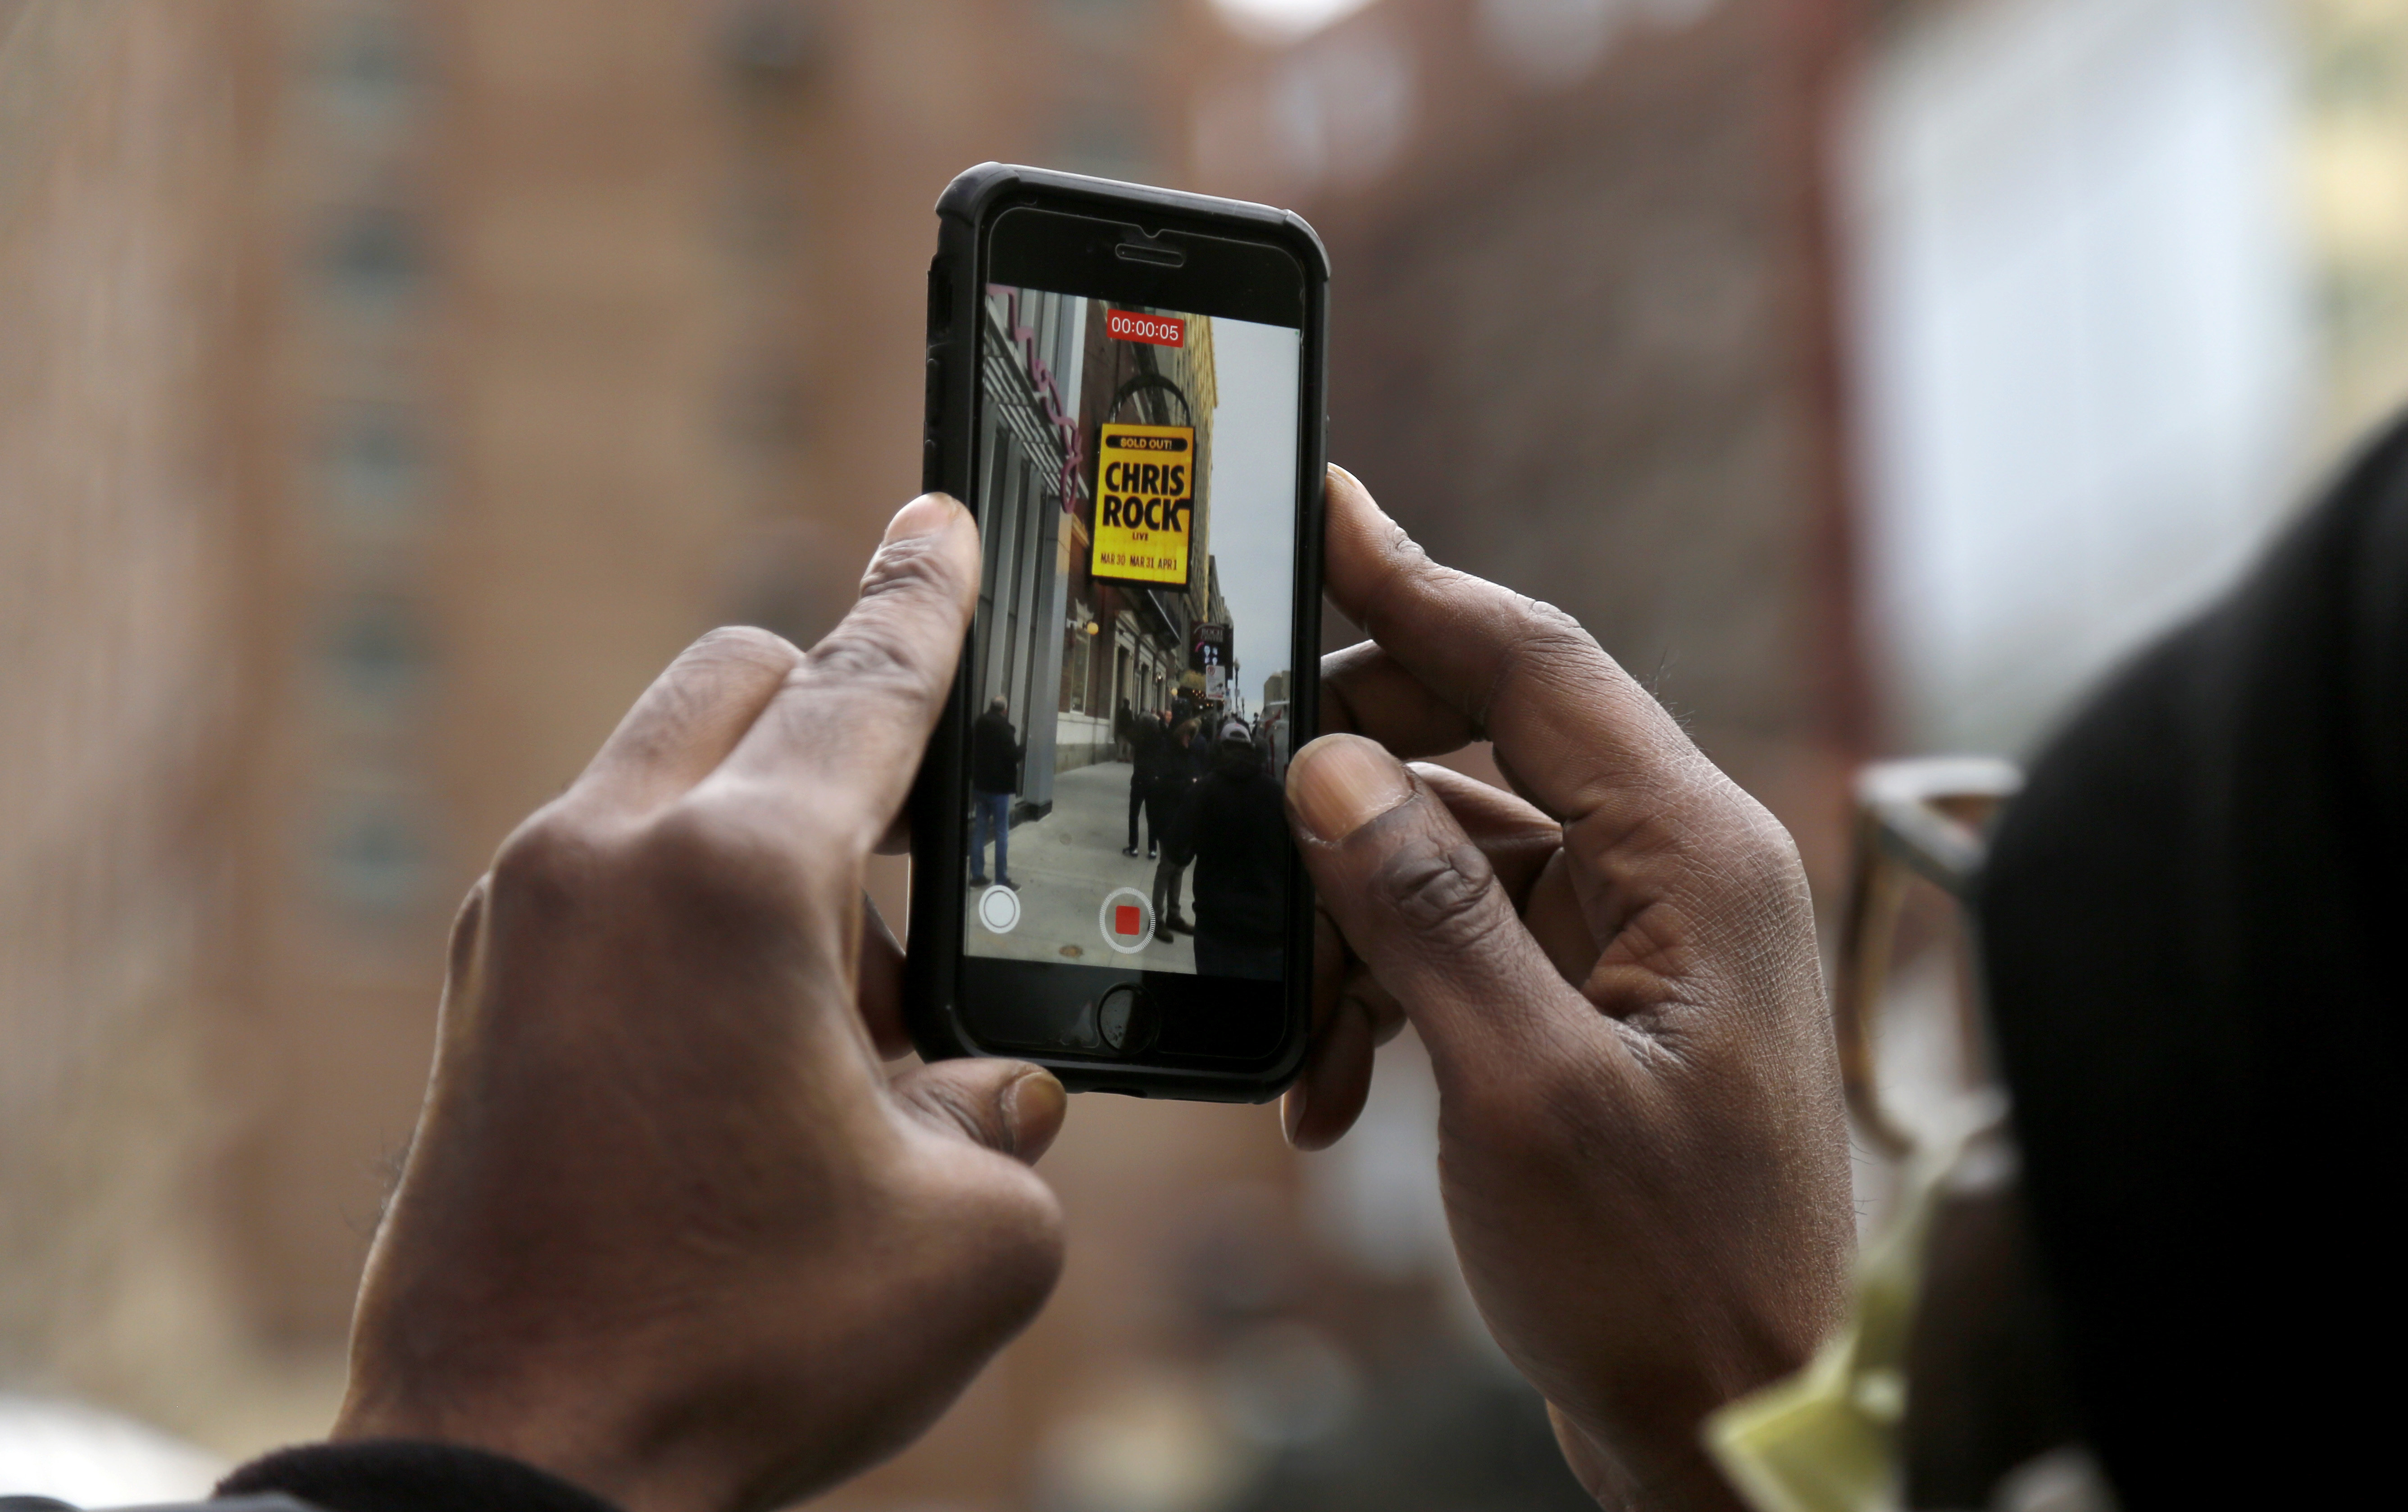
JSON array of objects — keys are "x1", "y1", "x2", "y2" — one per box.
[{"x1": 335, "y1": 495, "x2": 1069, "y2": 1512}]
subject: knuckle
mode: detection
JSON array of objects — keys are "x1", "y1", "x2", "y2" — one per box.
[
  {"x1": 629, "y1": 798, "x2": 816, "y2": 924},
  {"x1": 1643, "y1": 783, "x2": 1812, "y2": 919},
  {"x1": 687, "y1": 624, "x2": 799, "y2": 664},
  {"x1": 632, "y1": 799, "x2": 737, "y2": 875},
  {"x1": 1520, "y1": 597, "x2": 1585, "y2": 639},
  {"x1": 1375, "y1": 840, "x2": 1509, "y2": 955},
  {"x1": 808, "y1": 614, "x2": 940, "y2": 704},
  {"x1": 1386, "y1": 520, "x2": 1440, "y2": 579},
  {"x1": 913, "y1": 1077, "x2": 1006, "y2": 1150},
  {"x1": 1499, "y1": 602, "x2": 1599, "y2": 682},
  {"x1": 1473, "y1": 599, "x2": 1603, "y2": 731},
  {"x1": 487, "y1": 804, "x2": 606, "y2": 907},
  {"x1": 857, "y1": 528, "x2": 968, "y2": 608},
  {"x1": 1372, "y1": 536, "x2": 1448, "y2": 618},
  {"x1": 1732, "y1": 790, "x2": 1809, "y2": 877}
]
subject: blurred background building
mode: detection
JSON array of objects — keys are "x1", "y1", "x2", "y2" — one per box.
[{"x1": 2, "y1": 0, "x2": 2402, "y2": 1506}]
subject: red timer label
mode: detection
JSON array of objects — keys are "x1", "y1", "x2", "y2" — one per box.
[{"x1": 1106, "y1": 309, "x2": 1185, "y2": 347}]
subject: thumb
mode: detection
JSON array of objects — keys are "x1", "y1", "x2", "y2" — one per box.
[
  {"x1": 889, "y1": 1060, "x2": 1069, "y2": 1165},
  {"x1": 1285, "y1": 735, "x2": 1612, "y2": 1085}
]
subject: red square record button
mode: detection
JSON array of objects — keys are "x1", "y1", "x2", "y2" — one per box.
[{"x1": 1098, "y1": 887, "x2": 1153, "y2": 955}]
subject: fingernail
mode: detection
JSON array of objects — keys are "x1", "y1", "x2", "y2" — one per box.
[
  {"x1": 1006, "y1": 1069, "x2": 1067, "y2": 1161},
  {"x1": 1281, "y1": 1083, "x2": 1310, "y2": 1147},
  {"x1": 1288, "y1": 735, "x2": 1414, "y2": 843},
  {"x1": 886, "y1": 492, "x2": 958, "y2": 542}
]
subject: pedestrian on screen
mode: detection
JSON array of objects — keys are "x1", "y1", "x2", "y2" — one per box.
[
  {"x1": 970, "y1": 694, "x2": 1018, "y2": 889},
  {"x1": 1124, "y1": 708, "x2": 1166, "y2": 858},
  {"x1": 1149, "y1": 719, "x2": 1205, "y2": 940},
  {"x1": 1165, "y1": 717, "x2": 1287, "y2": 978}
]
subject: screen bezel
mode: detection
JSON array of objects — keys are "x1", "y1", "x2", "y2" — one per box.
[{"x1": 945, "y1": 201, "x2": 1321, "y2": 1084}]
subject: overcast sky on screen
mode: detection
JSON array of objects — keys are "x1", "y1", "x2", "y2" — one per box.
[{"x1": 1204, "y1": 314, "x2": 1300, "y2": 702}]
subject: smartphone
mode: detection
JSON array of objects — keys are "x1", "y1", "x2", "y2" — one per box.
[{"x1": 904, "y1": 163, "x2": 1328, "y2": 1101}]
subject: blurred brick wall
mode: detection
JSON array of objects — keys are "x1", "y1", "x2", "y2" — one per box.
[
  {"x1": 0, "y1": 0, "x2": 266, "y2": 1438},
  {"x1": 1195, "y1": 0, "x2": 1867, "y2": 893}
]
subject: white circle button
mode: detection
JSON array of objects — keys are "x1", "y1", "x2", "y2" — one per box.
[{"x1": 977, "y1": 884, "x2": 1021, "y2": 934}]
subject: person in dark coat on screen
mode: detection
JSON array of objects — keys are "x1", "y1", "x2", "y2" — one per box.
[
  {"x1": 1163, "y1": 717, "x2": 1288, "y2": 979},
  {"x1": 1147, "y1": 719, "x2": 1204, "y2": 939},
  {"x1": 1123, "y1": 707, "x2": 1166, "y2": 858},
  {"x1": 969, "y1": 695, "x2": 1018, "y2": 889}
]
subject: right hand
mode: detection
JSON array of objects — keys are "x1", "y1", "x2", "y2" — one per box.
[{"x1": 1281, "y1": 468, "x2": 1853, "y2": 1510}]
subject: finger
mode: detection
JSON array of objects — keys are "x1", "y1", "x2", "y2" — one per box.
[
  {"x1": 889, "y1": 1061, "x2": 1068, "y2": 1165},
  {"x1": 1286, "y1": 910, "x2": 1371, "y2": 1150},
  {"x1": 1413, "y1": 765, "x2": 1599, "y2": 984},
  {"x1": 1319, "y1": 639, "x2": 1476, "y2": 757},
  {"x1": 1412, "y1": 764, "x2": 1561, "y2": 905},
  {"x1": 1323, "y1": 646, "x2": 1568, "y2": 820},
  {"x1": 709, "y1": 494, "x2": 981, "y2": 852},
  {"x1": 1283, "y1": 958, "x2": 1406, "y2": 1151},
  {"x1": 1283, "y1": 988, "x2": 1375, "y2": 1151},
  {"x1": 1302, "y1": 905, "x2": 1349, "y2": 1101},
  {"x1": 569, "y1": 626, "x2": 804, "y2": 815},
  {"x1": 1287, "y1": 734, "x2": 1633, "y2": 1082},
  {"x1": 1350, "y1": 971, "x2": 1408, "y2": 1047},
  {"x1": 1321, "y1": 465, "x2": 1699, "y2": 828},
  {"x1": 858, "y1": 892, "x2": 910, "y2": 1059}
]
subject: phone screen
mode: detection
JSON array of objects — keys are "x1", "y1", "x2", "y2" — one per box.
[{"x1": 960, "y1": 285, "x2": 1302, "y2": 987}]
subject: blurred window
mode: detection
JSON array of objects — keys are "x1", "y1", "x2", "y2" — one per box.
[
  {"x1": 1266, "y1": 26, "x2": 1416, "y2": 192},
  {"x1": 314, "y1": 3, "x2": 419, "y2": 136},
  {"x1": 317, "y1": 783, "x2": 434, "y2": 920},
  {"x1": 322, "y1": 205, "x2": 424, "y2": 314},
  {"x1": 324, "y1": 405, "x2": 428, "y2": 531},
  {"x1": 322, "y1": 593, "x2": 432, "y2": 729},
  {"x1": 721, "y1": 0, "x2": 822, "y2": 85},
  {"x1": 1845, "y1": 0, "x2": 2312, "y2": 754},
  {"x1": 1053, "y1": 98, "x2": 1156, "y2": 184}
]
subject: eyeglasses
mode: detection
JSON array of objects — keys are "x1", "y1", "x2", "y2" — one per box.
[{"x1": 1707, "y1": 756, "x2": 2023, "y2": 1512}]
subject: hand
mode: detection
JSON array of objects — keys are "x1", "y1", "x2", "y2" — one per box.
[
  {"x1": 1281, "y1": 468, "x2": 1853, "y2": 1510},
  {"x1": 335, "y1": 496, "x2": 1068, "y2": 1512}
]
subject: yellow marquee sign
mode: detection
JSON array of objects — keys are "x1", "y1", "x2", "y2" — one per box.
[{"x1": 1091, "y1": 424, "x2": 1194, "y2": 586}]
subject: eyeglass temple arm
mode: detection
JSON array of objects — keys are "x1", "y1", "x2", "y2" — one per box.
[{"x1": 1832, "y1": 758, "x2": 2022, "y2": 1157}]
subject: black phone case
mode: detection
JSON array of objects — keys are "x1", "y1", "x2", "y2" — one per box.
[{"x1": 904, "y1": 162, "x2": 1329, "y2": 1101}]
